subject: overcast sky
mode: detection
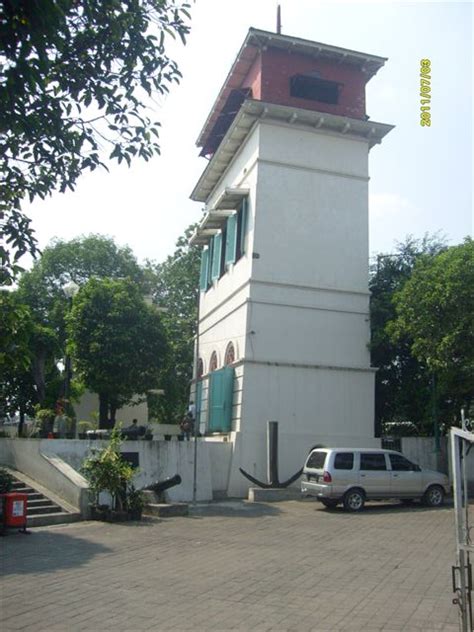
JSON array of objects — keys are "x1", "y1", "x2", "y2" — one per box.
[{"x1": 24, "y1": 0, "x2": 473, "y2": 268}]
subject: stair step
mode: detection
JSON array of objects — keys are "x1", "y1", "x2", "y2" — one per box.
[
  {"x1": 3, "y1": 471, "x2": 82, "y2": 527},
  {"x1": 26, "y1": 512, "x2": 82, "y2": 528},
  {"x1": 27, "y1": 498, "x2": 57, "y2": 508},
  {"x1": 28, "y1": 504, "x2": 62, "y2": 516},
  {"x1": 11, "y1": 481, "x2": 27, "y2": 489},
  {"x1": 9, "y1": 486, "x2": 36, "y2": 495},
  {"x1": 24, "y1": 492, "x2": 45, "y2": 501}
]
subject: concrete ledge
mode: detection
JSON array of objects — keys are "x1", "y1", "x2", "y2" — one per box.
[
  {"x1": 144, "y1": 503, "x2": 189, "y2": 517},
  {"x1": 248, "y1": 487, "x2": 301, "y2": 502}
]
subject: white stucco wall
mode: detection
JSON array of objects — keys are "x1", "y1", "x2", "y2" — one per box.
[
  {"x1": 75, "y1": 391, "x2": 148, "y2": 425},
  {"x1": 254, "y1": 122, "x2": 370, "y2": 293},
  {"x1": 39, "y1": 439, "x2": 214, "y2": 502},
  {"x1": 194, "y1": 116, "x2": 382, "y2": 498},
  {"x1": 0, "y1": 438, "x2": 236, "y2": 502},
  {"x1": 223, "y1": 362, "x2": 378, "y2": 497}
]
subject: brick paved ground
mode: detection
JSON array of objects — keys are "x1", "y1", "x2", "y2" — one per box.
[{"x1": 0, "y1": 499, "x2": 464, "y2": 631}]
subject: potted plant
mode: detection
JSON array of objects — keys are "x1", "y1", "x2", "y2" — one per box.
[
  {"x1": 81, "y1": 426, "x2": 134, "y2": 521},
  {"x1": 126, "y1": 484, "x2": 145, "y2": 520}
]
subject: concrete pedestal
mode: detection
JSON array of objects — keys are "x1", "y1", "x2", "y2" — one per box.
[{"x1": 247, "y1": 487, "x2": 301, "y2": 503}]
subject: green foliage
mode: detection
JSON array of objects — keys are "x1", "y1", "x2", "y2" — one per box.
[
  {"x1": 81, "y1": 426, "x2": 134, "y2": 509},
  {"x1": 0, "y1": 289, "x2": 33, "y2": 373},
  {"x1": 68, "y1": 277, "x2": 168, "y2": 425},
  {"x1": 2, "y1": 235, "x2": 145, "y2": 419},
  {"x1": 369, "y1": 235, "x2": 447, "y2": 434},
  {"x1": 0, "y1": 290, "x2": 40, "y2": 427},
  {"x1": 145, "y1": 224, "x2": 200, "y2": 422},
  {"x1": 0, "y1": 0, "x2": 192, "y2": 284},
  {"x1": 0, "y1": 467, "x2": 14, "y2": 494},
  {"x1": 33, "y1": 408, "x2": 55, "y2": 434},
  {"x1": 125, "y1": 484, "x2": 146, "y2": 515},
  {"x1": 389, "y1": 238, "x2": 474, "y2": 417},
  {"x1": 78, "y1": 420, "x2": 97, "y2": 433},
  {"x1": 18, "y1": 234, "x2": 144, "y2": 329}
]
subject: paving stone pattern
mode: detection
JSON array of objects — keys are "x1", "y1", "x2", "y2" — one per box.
[{"x1": 0, "y1": 499, "x2": 465, "y2": 631}]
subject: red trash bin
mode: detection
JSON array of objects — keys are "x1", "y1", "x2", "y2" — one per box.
[{"x1": 1, "y1": 492, "x2": 28, "y2": 532}]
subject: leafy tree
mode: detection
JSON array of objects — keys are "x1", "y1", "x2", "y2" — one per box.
[
  {"x1": 369, "y1": 235, "x2": 446, "y2": 435},
  {"x1": 0, "y1": 289, "x2": 61, "y2": 433},
  {"x1": 0, "y1": 0, "x2": 191, "y2": 284},
  {"x1": 0, "y1": 290, "x2": 36, "y2": 430},
  {"x1": 15, "y1": 234, "x2": 144, "y2": 402},
  {"x1": 68, "y1": 277, "x2": 168, "y2": 427},
  {"x1": 146, "y1": 224, "x2": 200, "y2": 422},
  {"x1": 389, "y1": 238, "x2": 474, "y2": 421}
]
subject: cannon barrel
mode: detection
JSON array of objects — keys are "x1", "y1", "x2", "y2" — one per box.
[{"x1": 144, "y1": 474, "x2": 182, "y2": 495}]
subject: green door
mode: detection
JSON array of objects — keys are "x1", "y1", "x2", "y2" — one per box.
[{"x1": 208, "y1": 367, "x2": 234, "y2": 432}]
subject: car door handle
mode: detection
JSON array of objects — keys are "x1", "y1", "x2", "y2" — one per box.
[{"x1": 393, "y1": 474, "x2": 399, "y2": 477}]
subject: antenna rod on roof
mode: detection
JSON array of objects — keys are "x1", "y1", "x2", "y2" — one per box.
[{"x1": 276, "y1": 4, "x2": 281, "y2": 34}]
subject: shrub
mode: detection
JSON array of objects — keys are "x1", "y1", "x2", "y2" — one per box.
[
  {"x1": 0, "y1": 468, "x2": 14, "y2": 494},
  {"x1": 81, "y1": 426, "x2": 134, "y2": 510}
]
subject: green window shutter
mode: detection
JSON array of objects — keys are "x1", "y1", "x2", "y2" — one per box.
[
  {"x1": 196, "y1": 381, "x2": 203, "y2": 425},
  {"x1": 208, "y1": 367, "x2": 234, "y2": 432},
  {"x1": 199, "y1": 248, "x2": 209, "y2": 291},
  {"x1": 207, "y1": 238, "x2": 214, "y2": 287},
  {"x1": 211, "y1": 233, "x2": 222, "y2": 281},
  {"x1": 225, "y1": 214, "x2": 237, "y2": 265},
  {"x1": 240, "y1": 198, "x2": 248, "y2": 254}
]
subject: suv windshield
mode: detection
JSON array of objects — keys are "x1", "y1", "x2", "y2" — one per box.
[{"x1": 306, "y1": 451, "x2": 327, "y2": 469}]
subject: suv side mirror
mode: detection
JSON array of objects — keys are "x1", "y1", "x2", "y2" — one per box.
[{"x1": 413, "y1": 464, "x2": 421, "y2": 472}]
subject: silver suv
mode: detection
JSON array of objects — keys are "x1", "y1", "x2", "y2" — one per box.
[{"x1": 301, "y1": 448, "x2": 450, "y2": 511}]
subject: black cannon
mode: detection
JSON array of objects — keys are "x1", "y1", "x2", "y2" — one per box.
[
  {"x1": 120, "y1": 424, "x2": 147, "y2": 440},
  {"x1": 144, "y1": 474, "x2": 182, "y2": 496}
]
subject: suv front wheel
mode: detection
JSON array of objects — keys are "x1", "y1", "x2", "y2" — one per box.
[
  {"x1": 343, "y1": 488, "x2": 365, "y2": 512},
  {"x1": 423, "y1": 485, "x2": 445, "y2": 507}
]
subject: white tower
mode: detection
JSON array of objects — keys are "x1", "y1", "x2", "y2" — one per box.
[{"x1": 190, "y1": 29, "x2": 393, "y2": 497}]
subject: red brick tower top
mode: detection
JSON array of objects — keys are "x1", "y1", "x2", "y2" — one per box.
[{"x1": 197, "y1": 28, "x2": 387, "y2": 158}]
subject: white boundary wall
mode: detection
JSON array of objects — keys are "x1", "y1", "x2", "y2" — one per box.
[{"x1": 0, "y1": 438, "x2": 231, "y2": 503}]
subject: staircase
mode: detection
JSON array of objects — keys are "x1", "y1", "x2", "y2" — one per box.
[{"x1": 6, "y1": 473, "x2": 82, "y2": 528}]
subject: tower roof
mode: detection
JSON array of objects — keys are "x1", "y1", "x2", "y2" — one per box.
[{"x1": 196, "y1": 28, "x2": 388, "y2": 152}]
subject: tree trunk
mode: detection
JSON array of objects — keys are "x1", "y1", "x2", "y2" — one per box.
[
  {"x1": 110, "y1": 401, "x2": 118, "y2": 426},
  {"x1": 99, "y1": 394, "x2": 109, "y2": 429},
  {"x1": 32, "y1": 353, "x2": 46, "y2": 405},
  {"x1": 18, "y1": 407, "x2": 25, "y2": 437}
]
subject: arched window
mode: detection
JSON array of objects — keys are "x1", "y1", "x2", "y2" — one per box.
[
  {"x1": 209, "y1": 351, "x2": 218, "y2": 372},
  {"x1": 197, "y1": 358, "x2": 204, "y2": 379},
  {"x1": 224, "y1": 342, "x2": 235, "y2": 366}
]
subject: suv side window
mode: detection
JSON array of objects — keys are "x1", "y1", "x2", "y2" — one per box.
[
  {"x1": 334, "y1": 452, "x2": 354, "y2": 470},
  {"x1": 306, "y1": 451, "x2": 327, "y2": 469},
  {"x1": 389, "y1": 454, "x2": 415, "y2": 471},
  {"x1": 360, "y1": 453, "x2": 387, "y2": 471}
]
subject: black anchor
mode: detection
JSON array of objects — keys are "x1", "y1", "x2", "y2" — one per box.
[{"x1": 239, "y1": 421, "x2": 303, "y2": 489}]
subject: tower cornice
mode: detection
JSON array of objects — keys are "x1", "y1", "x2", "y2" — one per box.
[{"x1": 191, "y1": 99, "x2": 394, "y2": 203}]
